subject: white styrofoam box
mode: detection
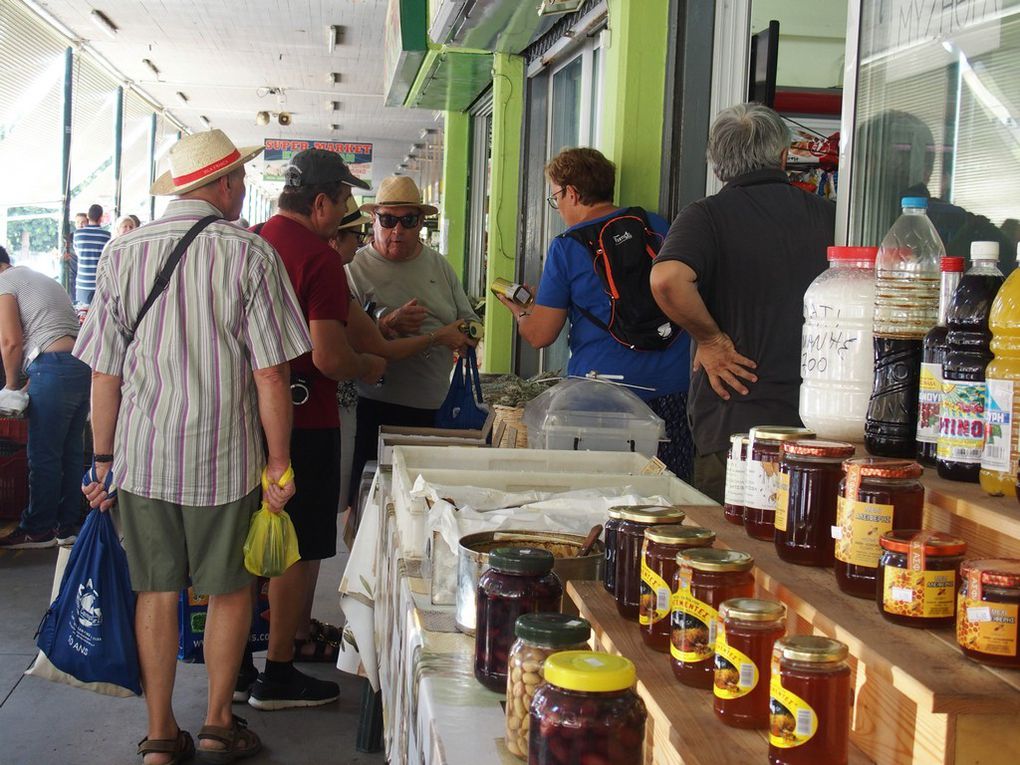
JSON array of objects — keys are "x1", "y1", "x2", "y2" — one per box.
[
  {"x1": 393, "y1": 445, "x2": 659, "y2": 477},
  {"x1": 528, "y1": 410, "x2": 664, "y2": 456}
]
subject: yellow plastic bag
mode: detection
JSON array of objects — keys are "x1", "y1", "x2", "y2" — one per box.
[{"x1": 243, "y1": 465, "x2": 301, "y2": 577}]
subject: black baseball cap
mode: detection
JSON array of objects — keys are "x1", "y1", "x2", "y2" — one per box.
[{"x1": 283, "y1": 148, "x2": 370, "y2": 190}]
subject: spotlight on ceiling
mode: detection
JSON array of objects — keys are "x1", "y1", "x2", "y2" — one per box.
[
  {"x1": 330, "y1": 124, "x2": 341, "y2": 132},
  {"x1": 330, "y1": 101, "x2": 342, "y2": 111},
  {"x1": 90, "y1": 10, "x2": 119, "y2": 38},
  {"x1": 277, "y1": 112, "x2": 292, "y2": 126},
  {"x1": 255, "y1": 111, "x2": 271, "y2": 126}
]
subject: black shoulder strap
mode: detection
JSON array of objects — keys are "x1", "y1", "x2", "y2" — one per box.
[{"x1": 127, "y1": 215, "x2": 220, "y2": 342}]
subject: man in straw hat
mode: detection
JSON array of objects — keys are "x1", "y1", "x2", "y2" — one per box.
[
  {"x1": 75, "y1": 129, "x2": 312, "y2": 764},
  {"x1": 344, "y1": 175, "x2": 478, "y2": 508}
]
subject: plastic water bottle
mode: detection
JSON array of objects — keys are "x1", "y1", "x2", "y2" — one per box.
[
  {"x1": 799, "y1": 246, "x2": 877, "y2": 441},
  {"x1": 865, "y1": 197, "x2": 945, "y2": 456}
]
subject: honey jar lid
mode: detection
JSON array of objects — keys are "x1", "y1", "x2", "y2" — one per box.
[
  {"x1": 617, "y1": 505, "x2": 687, "y2": 524},
  {"x1": 489, "y1": 546, "x2": 555, "y2": 575},
  {"x1": 961, "y1": 559, "x2": 1020, "y2": 589},
  {"x1": 543, "y1": 651, "x2": 636, "y2": 693},
  {"x1": 749, "y1": 426, "x2": 816, "y2": 442},
  {"x1": 729, "y1": 432, "x2": 749, "y2": 444},
  {"x1": 879, "y1": 530, "x2": 967, "y2": 556},
  {"x1": 677, "y1": 548, "x2": 754, "y2": 572},
  {"x1": 720, "y1": 598, "x2": 786, "y2": 622},
  {"x1": 841, "y1": 457, "x2": 923, "y2": 479},
  {"x1": 782, "y1": 439, "x2": 856, "y2": 459},
  {"x1": 774, "y1": 635, "x2": 848, "y2": 663},
  {"x1": 644, "y1": 524, "x2": 715, "y2": 546},
  {"x1": 607, "y1": 507, "x2": 624, "y2": 520},
  {"x1": 515, "y1": 613, "x2": 591, "y2": 647}
]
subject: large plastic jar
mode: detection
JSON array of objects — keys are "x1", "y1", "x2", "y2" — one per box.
[
  {"x1": 504, "y1": 613, "x2": 591, "y2": 760},
  {"x1": 474, "y1": 547, "x2": 563, "y2": 692},
  {"x1": 724, "y1": 433, "x2": 749, "y2": 525},
  {"x1": 529, "y1": 651, "x2": 646, "y2": 764},
  {"x1": 615, "y1": 505, "x2": 686, "y2": 621},
  {"x1": 957, "y1": 559, "x2": 1020, "y2": 667},
  {"x1": 714, "y1": 598, "x2": 787, "y2": 729},
  {"x1": 799, "y1": 246, "x2": 878, "y2": 442},
  {"x1": 745, "y1": 426, "x2": 815, "y2": 541}
]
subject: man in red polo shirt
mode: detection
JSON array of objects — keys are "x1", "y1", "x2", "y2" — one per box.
[{"x1": 249, "y1": 149, "x2": 384, "y2": 709}]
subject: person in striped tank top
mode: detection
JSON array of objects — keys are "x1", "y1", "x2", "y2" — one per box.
[{"x1": 72, "y1": 204, "x2": 111, "y2": 305}]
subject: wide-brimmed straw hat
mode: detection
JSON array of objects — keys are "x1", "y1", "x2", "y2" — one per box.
[
  {"x1": 151, "y1": 129, "x2": 263, "y2": 196},
  {"x1": 337, "y1": 197, "x2": 370, "y2": 231},
  {"x1": 360, "y1": 175, "x2": 439, "y2": 216}
]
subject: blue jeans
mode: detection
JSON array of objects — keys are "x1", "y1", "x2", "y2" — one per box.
[
  {"x1": 21, "y1": 353, "x2": 91, "y2": 533},
  {"x1": 76, "y1": 287, "x2": 94, "y2": 305}
]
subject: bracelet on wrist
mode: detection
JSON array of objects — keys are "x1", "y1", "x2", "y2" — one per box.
[{"x1": 94, "y1": 454, "x2": 114, "y2": 463}]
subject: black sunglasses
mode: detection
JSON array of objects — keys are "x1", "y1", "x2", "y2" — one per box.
[
  {"x1": 377, "y1": 213, "x2": 421, "y2": 229},
  {"x1": 335, "y1": 229, "x2": 369, "y2": 246}
]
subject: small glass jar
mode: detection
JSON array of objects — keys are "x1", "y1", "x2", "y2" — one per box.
[
  {"x1": 474, "y1": 547, "x2": 563, "y2": 692},
  {"x1": 603, "y1": 508, "x2": 624, "y2": 596},
  {"x1": 529, "y1": 651, "x2": 647, "y2": 765},
  {"x1": 724, "y1": 433, "x2": 749, "y2": 525},
  {"x1": 670, "y1": 548, "x2": 755, "y2": 689},
  {"x1": 745, "y1": 426, "x2": 816, "y2": 541},
  {"x1": 714, "y1": 598, "x2": 787, "y2": 729},
  {"x1": 640, "y1": 525, "x2": 716, "y2": 653},
  {"x1": 834, "y1": 457, "x2": 925, "y2": 598},
  {"x1": 957, "y1": 558, "x2": 1020, "y2": 667},
  {"x1": 615, "y1": 505, "x2": 687, "y2": 621},
  {"x1": 504, "y1": 614, "x2": 591, "y2": 761},
  {"x1": 775, "y1": 440, "x2": 856, "y2": 567},
  {"x1": 877, "y1": 530, "x2": 966, "y2": 629}
]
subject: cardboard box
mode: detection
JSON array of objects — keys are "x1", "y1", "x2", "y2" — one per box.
[{"x1": 376, "y1": 412, "x2": 494, "y2": 466}]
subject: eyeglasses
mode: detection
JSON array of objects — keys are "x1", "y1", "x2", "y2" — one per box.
[
  {"x1": 546, "y1": 187, "x2": 567, "y2": 210},
  {"x1": 332, "y1": 229, "x2": 369, "y2": 246},
  {"x1": 376, "y1": 213, "x2": 421, "y2": 229}
]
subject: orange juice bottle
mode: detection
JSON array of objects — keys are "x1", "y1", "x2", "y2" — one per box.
[{"x1": 980, "y1": 245, "x2": 1020, "y2": 497}]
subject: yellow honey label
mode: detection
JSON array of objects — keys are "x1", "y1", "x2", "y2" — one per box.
[
  {"x1": 640, "y1": 560, "x2": 671, "y2": 626},
  {"x1": 774, "y1": 471, "x2": 790, "y2": 532},
  {"x1": 882, "y1": 567, "x2": 956, "y2": 619},
  {"x1": 769, "y1": 675, "x2": 817, "y2": 749},
  {"x1": 670, "y1": 591, "x2": 718, "y2": 664},
  {"x1": 957, "y1": 596, "x2": 1019, "y2": 657},
  {"x1": 714, "y1": 622, "x2": 758, "y2": 700},
  {"x1": 834, "y1": 496, "x2": 893, "y2": 568}
]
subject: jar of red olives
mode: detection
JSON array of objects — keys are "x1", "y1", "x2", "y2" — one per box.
[
  {"x1": 474, "y1": 547, "x2": 563, "y2": 692},
  {"x1": 957, "y1": 558, "x2": 1020, "y2": 667},
  {"x1": 714, "y1": 598, "x2": 787, "y2": 729},
  {"x1": 529, "y1": 651, "x2": 646, "y2": 765},
  {"x1": 724, "y1": 433, "x2": 749, "y2": 525},
  {"x1": 877, "y1": 530, "x2": 965, "y2": 628},
  {"x1": 615, "y1": 505, "x2": 686, "y2": 621},
  {"x1": 745, "y1": 426, "x2": 815, "y2": 541},
  {"x1": 603, "y1": 507, "x2": 624, "y2": 596},
  {"x1": 834, "y1": 458, "x2": 924, "y2": 598},
  {"x1": 640, "y1": 525, "x2": 716, "y2": 652},
  {"x1": 670, "y1": 548, "x2": 755, "y2": 689},
  {"x1": 769, "y1": 636, "x2": 852, "y2": 765},
  {"x1": 775, "y1": 440, "x2": 855, "y2": 567}
]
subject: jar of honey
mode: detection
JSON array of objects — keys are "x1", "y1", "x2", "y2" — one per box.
[
  {"x1": 724, "y1": 433, "x2": 749, "y2": 525},
  {"x1": 769, "y1": 636, "x2": 852, "y2": 765},
  {"x1": 640, "y1": 525, "x2": 716, "y2": 652},
  {"x1": 775, "y1": 440, "x2": 856, "y2": 567},
  {"x1": 603, "y1": 508, "x2": 624, "y2": 596},
  {"x1": 834, "y1": 458, "x2": 925, "y2": 598},
  {"x1": 670, "y1": 549, "x2": 755, "y2": 689},
  {"x1": 745, "y1": 427, "x2": 816, "y2": 541},
  {"x1": 615, "y1": 506, "x2": 686, "y2": 620},
  {"x1": 957, "y1": 558, "x2": 1020, "y2": 667},
  {"x1": 714, "y1": 598, "x2": 787, "y2": 729},
  {"x1": 877, "y1": 530, "x2": 966, "y2": 628}
]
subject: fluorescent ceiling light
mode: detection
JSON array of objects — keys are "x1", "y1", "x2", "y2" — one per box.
[
  {"x1": 90, "y1": 10, "x2": 118, "y2": 38},
  {"x1": 330, "y1": 124, "x2": 341, "y2": 131},
  {"x1": 200, "y1": 115, "x2": 211, "y2": 128},
  {"x1": 330, "y1": 101, "x2": 342, "y2": 111},
  {"x1": 329, "y1": 72, "x2": 342, "y2": 85},
  {"x1": 328, "y1": 25, "x2": 346, "y2": 53},
  {"x1": 175, "y1": 91, "x2": 189, "y2": 104},
  {"x1": 142, "y1": 58, "x2": 161, "y2": 78}
]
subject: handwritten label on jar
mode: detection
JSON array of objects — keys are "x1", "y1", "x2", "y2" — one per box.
[
  {"x1": 957, "y1": 597, "x2": 1019, "y2": 657},
  {"x1": 714, "y1": 622, "x2": 757, "y2": 700},
  {"x1": 774, "y1": 472, "x2": 791, "y2": 532},
  {"x1": 916, "y1": 362, "x2": 943, "y2": 445},
  {"x1": 769, "y1": 673, "x2": 817, "y2": 749},
  {"x1": 982, "y1": 379, "x2": 1015, "y2": 473},
  {"x1": 834, "y1": 496, "x2": 893, "y2": 568},
  {"x1": 800, "y1": 307, "x2": 863, "y2": 378},
  {"x1": 639, "y1": 561, "x2": 671, "y2": 626},
  {"x1": 724, "y1": 455, "x2": 745, "y2": 507},
  {"x1": 670, "y1": 591, "x2": 717, "y2": 664},
  {"x1": 938, "y1": 380, "x2": 987, "y2": 464},
  {"x1": 882, "y1": 568, "x2": 956, "y2": 619},
  {"x1": 745, "y1": 458, "x2": 780, "y2": 511}
]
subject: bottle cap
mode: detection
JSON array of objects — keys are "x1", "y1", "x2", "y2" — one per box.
[
  {"x1": 941, "y1": 257, "x2": 965, "y2": 272},
  {"x1": 543, "y1": 651, "x2": 636, "y2": 693},
  {"x1": 827, "y1": 246, "x2": 877, "y2": 264},
  {"x1": 514, "y1": 613, "x2": 591, "y2": 647},
  {"x1": 901, "y1": 196, "x2": 928, "y2": 209},
  {"x1": 488, "y1": 547, "x2": 555, "y2": 575},
  {"x1": 970, "y1": 241, "x2": 999, "y2": 260}
]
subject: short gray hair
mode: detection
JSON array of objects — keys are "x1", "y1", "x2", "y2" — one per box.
[{"x1": 707, "y1": 103, "x2": 790, "y2": 182}]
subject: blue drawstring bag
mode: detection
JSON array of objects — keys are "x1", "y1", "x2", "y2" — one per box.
[
  {"x1": 26, "y1": 509, "x2": 141, "y2": 697},
  {"x1": 435, "y1": 346, "x2": 489, "y2": 430}
]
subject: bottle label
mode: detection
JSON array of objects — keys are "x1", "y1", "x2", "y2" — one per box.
[
  {"x1": 714, "y1": 622, "x2": 758, "y2": 700},
  {"x1": 670, "y1": 590, "x2": 718, "y2": 664},
  {"x1": 639, "y1": 560, "x2": 671, "y2": 626},
  {"x1": 916, "y1": 362, "x2": 943, "y2": 445},
  {"x1": 744, "y1": 458, "x2": 780, "y2": 511},
  {"x1": 834, "y1": 496, "x2": 894, "y2": 568},
  {"x1": 957, "y1": 596, "x2": 1019, "y2": 657},
  {"x1": 882, "y1": 566, "x2": 956, "y2": 619},
  {"x1": 769, "y1": 674, "x2": 818, "y2": 749},
  {"x1": 937, "y1": 380, "x2": 987, "y2": 464},
  {"x1": 774, "y1": 471, "x2": 791, "y2": 532},
  {"x1": 724, "y1": 455, "x2": 745, "y2": 507},
  {"x1": 982, "y1": 379, "x2": 1015, "y2": 473}
]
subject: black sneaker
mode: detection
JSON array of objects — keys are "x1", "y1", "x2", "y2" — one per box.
[
  {"x1": 55, "y1": 525, "x2": 80, "y2": 545},
  {"x1": 247, "y1": 668, "x2": 340, "y2": 711},
  {"x1": 0, "y1": 527, "x2": 56, "y2": 550},
  {"x1": 234, "y1": 662, "x2": 259, "y2": 703}
]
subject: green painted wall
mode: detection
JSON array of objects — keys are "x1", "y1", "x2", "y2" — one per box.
[
  {"x1": 600, "y1": 0, "x2": 670, "y2": 211},
  {"x1": 442, "y1": 110, "x2": 469, "y2": 279},
  {"x1": 482, "y1": 52, "x2": 524, "y2": 374}
]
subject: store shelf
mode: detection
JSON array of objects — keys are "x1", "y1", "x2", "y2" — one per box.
[
  {"x1": 923, "y1": 473, "x2": 1020, "y2": 559},
  {"x1": 567, "y1": 581, "x2": 875, "y2": 765}
]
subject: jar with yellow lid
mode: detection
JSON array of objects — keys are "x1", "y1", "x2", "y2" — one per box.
[
  {"x1": 769, "y1": 636, "x2": 851, "y2": 765},
  {"x1": 670, "y1": 548, "x2": 755, "y2": 688},
  {"x1": 639, "y1": 525, "x2": 715, "y2": 652},
  {"x1": 714, "y1": 598, "x2": 786, "y2": 729},
  {"x1": 528, "y1": 651, "x2": 646, "y2": 764},
  {"x1": 877, "y1": 530, "x2": 965, "y2": 628},
  {"x1": 603, "y1": 507, "x2": 624, "y2": 595},
  {"x1": 957, "y1": 558, "x2": 1020, "y2": 666},
  {"x1": 745, "y1": 426, "x2": 816, "y2": 541},
  {"x1": 614, "y1": 505, "x2": 686, "y2": 621}
]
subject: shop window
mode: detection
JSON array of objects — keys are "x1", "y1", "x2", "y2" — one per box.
[{"x1": 466, "y1": 95, "x2": 494, "y2": 301}]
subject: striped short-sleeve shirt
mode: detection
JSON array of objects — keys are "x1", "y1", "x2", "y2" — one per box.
[
  {"x1": 73, "y1": 224, "x2": 111, "y2": 293},
  {"x1": 73, "y1": 199, "x2": 312, "y2": 506}
]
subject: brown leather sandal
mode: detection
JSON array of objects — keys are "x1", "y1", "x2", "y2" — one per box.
[
  {"x1": 137, "y1": 729, "x2": 195, "y2": 764},
  {"x1": 293, "y1": 619, "x2": 341, "y2": 663},
  {"x1": 195, "y1": 716, "x2": 261, "y2": 764}
]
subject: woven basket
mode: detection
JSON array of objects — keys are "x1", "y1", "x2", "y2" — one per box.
[{"x1": 492, "y1": 405, "x2": 528, "y2": 449}]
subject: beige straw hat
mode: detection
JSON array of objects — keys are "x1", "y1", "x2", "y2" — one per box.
[
  {"x1": 337, "y1": 197, "x2": 370, "y2": 231},
  {"x1": 360, "y1": 175, "x2": 439, "y2": 216},
  {"x1": 150, "y1": 129, "x2": 263, "y2": 196}
]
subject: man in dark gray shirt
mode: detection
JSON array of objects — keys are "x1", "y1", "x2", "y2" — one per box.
[{"x1": 651, "y1": 103, "x2": 835, "y2": 502}]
